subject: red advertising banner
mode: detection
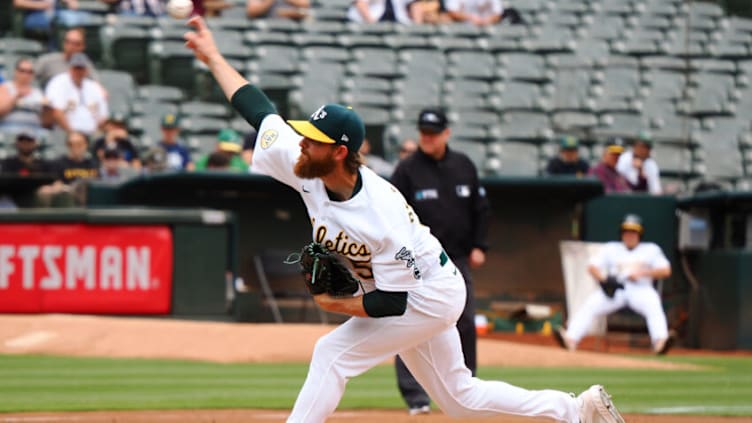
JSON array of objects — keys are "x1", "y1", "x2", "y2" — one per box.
[{"x1": 0, "y1": 224, "x2": 173, "y2": 314}]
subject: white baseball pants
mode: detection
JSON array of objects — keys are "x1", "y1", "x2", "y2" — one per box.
[
  {"x1": 567, "y1": 281, "x2": 668, "y2": 344},
  {"x1": 287, "y1": 264, "x2": 579, "y2": 423}
]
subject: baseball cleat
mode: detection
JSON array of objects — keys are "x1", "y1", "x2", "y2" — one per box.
[
  {"x1": 577, "y1": 385, "x2": 625, "y2": 423},
  {"x1": 654, "y1": 331, "x2": 676, "y2": 355},
  {"x1": 553, "y1": 327, "x2": 576, "y2": 351},
  {"x1": 408, "y1": 405, "x2": 431, "y2": 416}
]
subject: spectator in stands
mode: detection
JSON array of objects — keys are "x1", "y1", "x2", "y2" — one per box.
[
  {"x1": 545, "y1": 135, "x2": 590, "y2": 177},
  {"x1": 158, "y1": 113, "x2": 194, "y2": 171},
  {"x1": 91, "y1": 114, "x2": 141, "y2": 169},
  {"x1": 347, "y1": 0, "x2": 414, "y2": 24},
  {"x1": 13, "y1": 0, "x2": 89, "y2": 43},
  {"x1": 359, "y1": 138, "x2": 394, "y2": 177},
  {"x1": 246, "y1": 0, "x2": 309, "y2": 20},
  {"x1": 100, "y1": 0, "x2": 166, "y2": 16},
  {"x1": 616, "y1": 133, "x2": 662, "y2": 195},
  {"x1": 45, "y1": 53, "x2": 108, "y2": 136},
  {"x1": 408, "y1": 0, "x2": 451, "y2": 24},
  {"x1": 35, "y1": 28, "x2": 98, "y2": 87},
  {"x1": 588, "y1": 138, "x2": 630, "y2": 193},
  {"x1": 38, "y1": 131, "x2": 98, "y2": 206},
  {"x1": 0, "y1": 58, "x2": 52, "y2": 138},
  {"x1": 205, "y1": 151, "x2": 231, "y2": 170},
  {"x1": 98, "y1": 147, "x2": 137, "y2": 182},
  {"x1": 141, "y1": 145, "x2": 168, "y2": 174},
  {"x1": 0, "y1": 132, "x2": 51, "y2": 176},
  {"x1": 444, "y1": 0, "x2": 523, "y2": 26},
  {"x1": 195, "y1": 128, "x2": 248, "y2": 172},
  {"x1": 398, "y1": 138, "x2": 418, "y2": 160},
  {"x1": 0, "y1": 132, "x2": 53, "y2": 208}
]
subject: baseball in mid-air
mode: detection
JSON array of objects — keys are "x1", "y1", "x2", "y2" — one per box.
[{"x1": 166, "y1": 0, "x2": 193, "y2": 19}]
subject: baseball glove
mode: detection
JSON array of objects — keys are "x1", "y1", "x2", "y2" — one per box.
[
  {"x1": 600, "y1": 275, "x2": 624, "y2": 299},
  {"x1": 285, "y1": 242, "x2": 362, "y2": 297}
]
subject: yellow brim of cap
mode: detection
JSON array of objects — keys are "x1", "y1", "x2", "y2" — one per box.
[
  {"x1": 621, "y1": 223, "x2": 643, "y2": 232},
  {"x1": 607, "y1": 146, "x2": 624, "y2": 154},
  {"x1": 218, "y1": 142, "x2": 242, "y2": 153},
  {"x1": 288, "y1": 120, "x2": 336, "y2": 144}
]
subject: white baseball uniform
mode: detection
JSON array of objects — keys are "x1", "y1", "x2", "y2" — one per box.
[
  {"x1": 252, "y1": 114, "x2": 580, "y2": 423},
  {"x1": 566, "y1": 241, "x2": 671, "y2": 344}
]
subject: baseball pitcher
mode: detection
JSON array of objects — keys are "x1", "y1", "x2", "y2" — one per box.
[{"x1": 184, "y1": 16, "x2": 625, "y2": 423}]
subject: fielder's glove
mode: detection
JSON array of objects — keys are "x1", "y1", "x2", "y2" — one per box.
[
  {"x1": 285, "y1": 242, "x2": 362, "y2": 297},
  {"x1": 600, "y1": 275, "x2": 624, "y2": 299}
]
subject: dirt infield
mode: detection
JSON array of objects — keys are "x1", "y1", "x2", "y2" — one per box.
[
  {"x1": 1, "y1": 314, "x2": 747, "y2": 423},
  {"x1": 0, "y1": 315, "x2": 695, "y2": 369}
]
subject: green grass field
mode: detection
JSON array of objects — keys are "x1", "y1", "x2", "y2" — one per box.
[{"x1": 1, "y1": 354, "x2": 751, "y2": 416}]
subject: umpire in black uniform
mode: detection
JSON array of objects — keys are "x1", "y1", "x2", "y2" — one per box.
[{"x1": 390, "y1": 108, "x2": 491, "y2": 414}]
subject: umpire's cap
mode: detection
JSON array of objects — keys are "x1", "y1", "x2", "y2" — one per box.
[
  {"x1": 417, "y1": 108, "x2": 448, "y2": 134},
  {"x1": 288, "y1": 104, "x2": 365, "y2": 153},
  {"x1": 620, "y1": 214, "x2": 644, "y2": 234}
]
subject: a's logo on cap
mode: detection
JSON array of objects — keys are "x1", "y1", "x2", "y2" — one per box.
[
  {"x1": 311, "y1": 105, "x2": 327, "y2": 121},
  {"x1": 340, "y1": 134, "x2": 349, "y2": 143}
]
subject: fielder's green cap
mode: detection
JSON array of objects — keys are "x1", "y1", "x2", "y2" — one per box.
[
  {"x1": 287, "y1": 104, "x2": 365, "y2": 153},
  {"x1": 161, "y1": 113, "x2": 180, "y2": 129},
  {"x1": 559, "y1": 135, "x2": 579, "y2": 150},
  {"x1": 217, "y1": 128, "x2": 242, "y2": 153}
]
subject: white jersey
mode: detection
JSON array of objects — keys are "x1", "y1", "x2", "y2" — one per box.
[
  {"x1": 252, "y1": 115, "x2": 449, "y2": 304},
  {"x1": 589, "y1": 241, "x2": 669, "y2": 286},
  {"x1": 616, "y1": 150, "x2": 662, "y2": 195},
  {"x1": 445, "y1": 0, "x2": 504, "y2": 19}
]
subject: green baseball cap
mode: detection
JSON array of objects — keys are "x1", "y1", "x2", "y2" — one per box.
[
  {"x1": 287, "y1": 104, "x2": 365, "y2": 153},
  {"x1": 559, "y1": 135, "x2": 579, "y2": 150},
  {"x1": 217, "y1": 128, "x2": 242, "y2": 153},
  {"x1": 161, "y1": 113, "x2": 180, "y2": 129}
]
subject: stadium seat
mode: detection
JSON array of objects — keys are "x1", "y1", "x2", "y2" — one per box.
[
  {"x1": 350, "y1": 47, "x2": 400, "y2": 78},
  {"x1": 148, "y1": 40, "x2": 198, "y2": 94},
  {"x1": 495, "y1": 141, "x2": 541, "y2": 176},
  {"x1": 137, "y1": 85, "x2": 184, "y2": 103},
  {"x1": 0, "y1": 37, "x2": 44, "y2": 57},
  {"x1": 288, "y1": 61, "x2": 344, "y2": 119},
  {"x1": 446, "y1": 51, "x2": 497, "y2": 80},
  {"x1": 98, "y1": 69, "x2": 137, "y2": 116},
  {"x1": 100, "y1": 24, "x2": 151, "y2": 82},
  {"x1": 494, "y1": 80, "x2": 551, "y2": 112},
  {"x1": 499, "y1": 52, "x2": 554, "y2": 83},
  {"x1": 180, "y1": 101, "x2": 230, "y2": 118},
  {"x1": 493, "y1": 111, "x2": 552, "y2": 144}
]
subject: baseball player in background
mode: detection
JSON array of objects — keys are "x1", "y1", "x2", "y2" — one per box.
[
  {"x1": 184, "y1": 16, "x2": 625, "y2": 423},
  {"x1": 390, "y1": 108, "x2": 490, "y2": 415},
  {"x1": 554, "y1": 214, "x2": 674, "y2": 355}
]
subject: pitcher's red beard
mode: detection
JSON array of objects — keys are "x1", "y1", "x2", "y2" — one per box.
[{"x1": 294, "y1": 150, "x2": 337, "y2": 178}]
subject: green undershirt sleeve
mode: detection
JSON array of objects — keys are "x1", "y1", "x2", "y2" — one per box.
[
  {"x1": 362, "y1": 290, "x2": 408, "y2": 318},
  {"x1": 230, "y1": 84, "x2": 277, "y2": 129}
]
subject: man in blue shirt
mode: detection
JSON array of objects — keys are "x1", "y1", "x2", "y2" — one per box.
[{"x1": 158, "y1": 113, "x2": 194, "y2": 171}]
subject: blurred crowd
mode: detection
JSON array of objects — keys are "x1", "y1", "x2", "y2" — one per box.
[{"x1": 2, "y1": 0, "x2": 665, "y2": 211}]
